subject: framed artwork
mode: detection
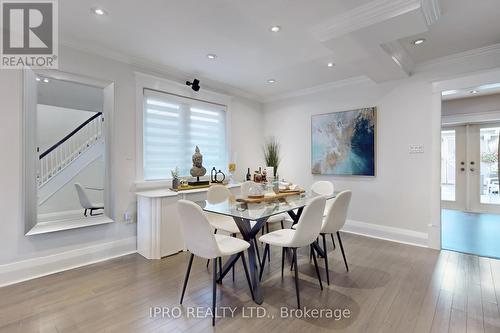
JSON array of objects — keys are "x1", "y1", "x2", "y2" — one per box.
[{"x1": 311, "y1": 107, "x2": 376, "y2": 176}]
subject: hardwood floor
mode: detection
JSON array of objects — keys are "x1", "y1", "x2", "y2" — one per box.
[{"x1": 1, "y1": 233, "x2": 500, "y2": 332}]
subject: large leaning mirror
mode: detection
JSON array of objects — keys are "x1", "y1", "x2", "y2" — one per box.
[{"x1": 23, "y1": 69, "x2": 114, "y2": 235}]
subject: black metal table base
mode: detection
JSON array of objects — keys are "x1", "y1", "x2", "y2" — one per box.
[{"x1": 216, "y1": 217, "x2": 268, "y2": 304}]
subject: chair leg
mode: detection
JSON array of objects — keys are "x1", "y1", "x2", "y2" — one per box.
[
  {"x1": 337, "y1": 231, "x2": 349, "y2": 272},
  {"x1": 266, "y1": 225, "x2": 271, "y2": 263},
  {"x1": 212, "y1": 259, "x2": 217, "y2": 326},
  {"x1": 207, "y1": 229, "x2": 218, "y2": 268},
  {"x1": 321, "y1": 234, "x2": 330, "y2": 285},
  {"x1": 281, "y1": 247, "x2": 286, "y2": 278},
  {"x1": 315, "y1": 238, "x2": 323, "y2": 258},
  {"x1": 292, "y1": 248, "x2": 301, "y2": 309},
  {"x1": 290, "y1": 250, "x2": 296, "y2": 271},
  {"x1": 180, "y1": 253, "x2": 194, "y2": 304},
  {"x1": 330, "y1": 233, "x2": 336, "y2": 249},
  {"x1": 311, "y1": 245, "x2": 323, "y2": 290},
  {"x1": 259, "y1": 244, "x2": 269, "y2": 281},
  {"x1": 232, "y1": 233, "x2": 236, "y2": 281},
  {"x1": 240, "y1": 252, "x2": 254, "y2": 301},
  {"x1": 218, "y1": 257, "x2": 223, "y2": 278}
]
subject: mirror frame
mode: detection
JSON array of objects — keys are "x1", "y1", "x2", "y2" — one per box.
[{"x1": 23, "y1": 69, "x2": 115, "y2": 235}]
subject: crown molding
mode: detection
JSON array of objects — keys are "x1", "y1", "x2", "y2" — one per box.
[
  {"x1": 381, "y1": 40, "x2": 416, "y2": 76},
  {"x1": 311, "y1": 0, "x2": 421, "y2": 42},
  {"x1": 263, "y1": 76, "x2": 374, "y2": 103},
  {"x1": 421, "y1": 0, "x2": 441, "y2": 26},
  {"x1": 60, "y1": 40, "x2": 262, "y2": 103},
  {"x1": 416, "y1": 42, "x2": 500, "y2": 72}
]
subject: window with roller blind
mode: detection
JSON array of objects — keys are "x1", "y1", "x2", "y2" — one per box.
[{"x1": 143, "y1": 89, "x2": 228, "y2": 180}]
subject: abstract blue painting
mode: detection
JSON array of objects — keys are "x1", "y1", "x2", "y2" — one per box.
[{"x1": 311, "y1": 107, "x2": 376, "y2": 176}]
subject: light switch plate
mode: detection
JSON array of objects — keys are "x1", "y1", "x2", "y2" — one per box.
[{"x1": 409, "y1": 144, "x2": 424, "y2": 154}]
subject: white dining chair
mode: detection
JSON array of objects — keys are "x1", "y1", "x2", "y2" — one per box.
[
  {"x1": 258, "y1": 196, "x2": 326, "y2": 308},
  {"x1": 177, "y1": 200, "x2": 254, "y2": 326},
  {"x1": 74, "y1": 183, "x2": 104, "y2": 216},
  {"x1": 319, "y1": 190, "x2": 352, "y2": 285},
  {"x1": 311, "y1": 180, "x2": 335, "y2": 214},
  {"x1": 206, "y1": 185, "x2": 262, "y2": 275},
  {"x1": 310, "y1": 180, "x2": 336, "y2": 247}
]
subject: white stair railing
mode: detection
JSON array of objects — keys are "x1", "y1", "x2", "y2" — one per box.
[{"x1": 38, "y1": 112, "x2": 103, "y2": 187}]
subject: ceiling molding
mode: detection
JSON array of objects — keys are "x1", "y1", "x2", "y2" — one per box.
[
  {"x1": 311, "y1": 0, "x2": 421, "y2": 42},
  {"x1": 420, "y1": 0, "x2": 441, "y2": 26},
  {"x1": 416, "y1": 42, "x2": 500, "y2": 72},
  {"x1": 60, "y1": 40, "x2": 262, "y2": 103},
  {"x1": 381, "y1": 40, "x2": 416, "y2": 76},
  {"x1": 263, "y1": 76, "x2": 374, "y2": 103}
]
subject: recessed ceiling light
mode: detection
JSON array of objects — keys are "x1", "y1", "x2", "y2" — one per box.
[
  {"x1": 206, "y1": 54, "x2": 217, "y2": 60},
  {"x1": 43, "y1": 78, "x2": 49, "y2": 83},
  {"x1": 442, "y1": 89, "x2": 459, "y2": 96},
  {"x1": 327, "y1": 62, "x2": 334, "y2": 67},
  {"x1": 91, "y1": 7, "x2": 107, "y2": 16},
  {"x1": 267, "y1": 79, "x2": 276, "y2": 84},
  {"x1": 412, "y1": 38, "x2": 425, "y2": 45},
  {"x1": 470, "y1": 90, "x2": 478, "y2": 94},
  {"x1": 270, "y1": 25, "x2": 281, "y2": 33},
  {"x1": 35, "y1": 77, "x2": 41, "y2": 82}
]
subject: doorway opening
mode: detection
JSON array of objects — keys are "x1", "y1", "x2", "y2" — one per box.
[{"x1": 441, "y1": 87, "x2": 500, "y2": 258}]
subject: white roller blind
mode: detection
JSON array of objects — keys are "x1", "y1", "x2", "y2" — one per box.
[{"x1": 143, "y1": 89, "x2": 227, "y2": 180}]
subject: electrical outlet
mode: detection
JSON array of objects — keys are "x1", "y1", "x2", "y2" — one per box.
[{"x1": 123, "y1": 211, "x2": 135, "y2": 223}]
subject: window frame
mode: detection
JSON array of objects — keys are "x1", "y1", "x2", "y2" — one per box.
[{"x1": 135, "y1": 73, "x2": 232, "y2": 186}]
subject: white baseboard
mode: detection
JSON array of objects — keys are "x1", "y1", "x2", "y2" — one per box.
[
  {"x1": 342, "y1": 219, "x2": 428, "y2": 248},
  {"x1": 0, "y1": 237, "x2": 137, "y2": 287}
]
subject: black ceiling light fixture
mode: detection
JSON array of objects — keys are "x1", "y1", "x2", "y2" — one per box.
[{"x1": 186, "y1": 79, "x2": 200, "y2": 92}]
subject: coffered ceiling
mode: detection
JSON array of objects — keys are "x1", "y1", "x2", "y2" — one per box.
[{"x1": 59, "y1": 0, "x2": 500, "y2": 100}]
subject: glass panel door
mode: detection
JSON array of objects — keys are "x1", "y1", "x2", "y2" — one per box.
[
  {"x1": 441, "y1": 126, "x2": 467, "y2": 211},
  {"x1": 479, "y1": 127, "x2": 499, "y2": 204},
  {"x1": 441, "y1": 130, "x2": 456, "y2": 201},
  {"x1": 469, "y1": 123, "x2": 500, "y2": 213}
]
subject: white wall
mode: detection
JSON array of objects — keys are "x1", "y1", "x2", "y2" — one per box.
[
  {"x1": 442, "y1": 93, "x2": 500, "y2": 116},
  {"x1": 264, "y1": 78, "x2": 437, "y2": 236},
  {"x1": 0, "y1": 45, "x2": 263, "y2": 282},
  {"x1": 230, "y1": 97, "x2": 266, "y2": 180}
]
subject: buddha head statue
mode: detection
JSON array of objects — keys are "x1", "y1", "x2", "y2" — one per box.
[
  {"x1": 192, "y1": 146, "x2": 203, "y2": 167},
  {"x1": 190, "y1": 146, "x2": 206, "y2": 178}
]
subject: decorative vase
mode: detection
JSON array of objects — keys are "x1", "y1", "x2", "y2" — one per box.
[
  {"x1": 172, "y1": 178, "x2": 180, "y2": 190},
  {"x1": 266, "y1": 166, "x2": 274, "y2": 181}
]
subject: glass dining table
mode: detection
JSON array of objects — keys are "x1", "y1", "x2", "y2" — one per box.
[{"x1": 194, "y1": 191, "x2": 337, "y2": 305}]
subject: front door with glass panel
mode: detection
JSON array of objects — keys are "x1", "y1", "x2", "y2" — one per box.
[
  {"x1": 469, "y1": 123, "x2": 500, "y2": 213},
  {"x1": 441, "y1": 123, "x2": 500, "y2": 213}
]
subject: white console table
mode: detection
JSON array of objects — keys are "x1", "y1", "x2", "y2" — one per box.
[{"x1": 136, "y1": 183, "x2": 241, "y2": 259}]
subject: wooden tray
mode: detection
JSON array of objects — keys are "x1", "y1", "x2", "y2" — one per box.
[
  {"x1": 170, "y1": 181, "x2": 231, "y2": 192},
  {"x1": 170, "y1": 184, "x2": 211, "y2": 192},
  {"x1": 237, "y1": 190, "x2": 304, "y2": 203}
]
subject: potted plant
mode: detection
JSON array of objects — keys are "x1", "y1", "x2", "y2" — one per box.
[
  {"x1": 171, "y1": 167, "x2": 180, "y2": 190},
  {"x1": 263, "y1": 137, "x2": 281, "y2": 178}
]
